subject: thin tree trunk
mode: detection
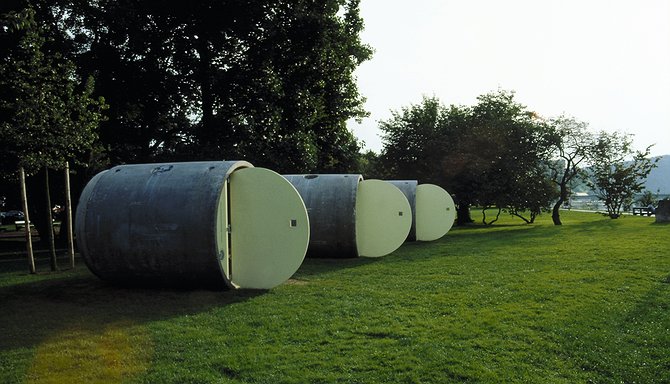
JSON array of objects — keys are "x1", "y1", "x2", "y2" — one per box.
[
  {"x1": 44, "y1": 167, "x2": 57, "y2": 271},
  {"x1": 456, "y1": 202, "x2": 473, "y2": 225},
  {"x1": 552, "y1": 182, "x2": 570, "y2": 225},
  {"x1": 20, "y1": 167, "x2": 35, "y2": 274},
  {"x1": 482, "y1": 206, "x2": 501, "y2": 225},
  {"x1": 65, "y1": 162, "x2": 75, "y2": 268},
  {"x1": 511, "y1": 212, "x2": 531, "y2": 224},
  {"x1": 552, "y1": 199, "x2": 563, "y2": 225}
]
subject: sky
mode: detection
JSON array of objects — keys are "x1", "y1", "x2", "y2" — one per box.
[{"x1": 348, "y1": 0, "x2": 670, "y2": 157}]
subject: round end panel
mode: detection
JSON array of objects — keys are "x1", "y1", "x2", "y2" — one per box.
[
  {"x1": 355, "y1": 179, "x2": 412, "y2": 257},
  {"x1": 415, "y1": 184, "x2": 456, "y2": 241},
  {"x1": 74, "y1": 169, "x2": 108, "y2": 272},
  {"x1": 228, "y1": 168, "x2": 309, "y2": 289}
]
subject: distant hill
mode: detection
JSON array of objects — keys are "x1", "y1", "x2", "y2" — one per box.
[
  {"x1": 645, "y1": 155, "x2": 670, "y2": 195},
  {"x1": 561, "y1": 155, "x2": 669, "y2": 195}
]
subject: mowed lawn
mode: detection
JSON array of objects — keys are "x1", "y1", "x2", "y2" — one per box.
[{"x1": 1, "y1": 211, "x2": 668, "y2": 383}]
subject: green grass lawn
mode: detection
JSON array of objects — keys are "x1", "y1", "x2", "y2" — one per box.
[{"x1": 1, "y1": 211, "x2": 668, "y2": 383}]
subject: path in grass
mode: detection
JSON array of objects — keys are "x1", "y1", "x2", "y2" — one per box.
[{"x1": 1, "y1": 211, "x2": 668, "y2": 383}]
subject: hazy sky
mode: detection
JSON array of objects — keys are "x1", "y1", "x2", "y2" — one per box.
[{"x1": 348, "y1": 0, "x2": 670, "y2": 157}]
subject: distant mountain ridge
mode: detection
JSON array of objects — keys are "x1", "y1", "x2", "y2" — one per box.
[
  {"x1": 565, "y1": 155, "x2": 669, "y2": 195},
  {"x1": 645, "y1": 155, "x2": 670, "y2": 195}
]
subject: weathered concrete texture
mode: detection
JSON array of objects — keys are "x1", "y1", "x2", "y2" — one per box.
[
  {"x1": 387, "y1": 180, "x2": 418, "y2": 241},
  {"x1": 656, "y1": 199, "x2": 670, "y2": 223},
  {"x1": 284, "y1": 174, "x2": 361, "y2": 258},
  {"x1": 77, "y1": 162, "x2": 310, "y2": 290},
  {"x1": 75, "y1": 161, "x2": 250, "y2": 289},
  {"x1": 285, "y1": 174, "x2": 412, "y2": 258},
  {"x1": 387, "y1": 181, "x2": 456, "y2": 242}
]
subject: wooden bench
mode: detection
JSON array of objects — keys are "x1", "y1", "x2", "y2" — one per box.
[
  {"x1": 14, "y1": 220, "x2": 33, "y2": 230},
  {"x1": 632, "y1": 207, "x2": 653, "y2": 216}
]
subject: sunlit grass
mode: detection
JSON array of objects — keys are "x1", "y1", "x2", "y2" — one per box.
[
  {"x1": 26, "y1": 321, "x2": 151, "y2": 384},
  {"x1": 1, "y1": 211, "x2": 668, "y2": 383}
]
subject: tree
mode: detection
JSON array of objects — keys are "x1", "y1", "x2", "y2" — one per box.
[
  {"x1": 378, "y1": 96, "x2": 451, "y2": 183},
  {"x1": 378, "y1": 96, "x2": 475, "y2": 224},
  {"x1": 586, "y1": 132, "x2": 657, "y2": 218},
  {"x1": 0, "y1": 7, "x2": 105, "y2": 179},
  {"x1": 0, "y1": 6, "x2": 106, "y2": 267},
  {"x1": 637, "y1": 189, "x2": 659, "y2": 208},
  {"x1": 546, "y1": 115, "x2": 594, "y2": 225},
  {"x1": 379, "y1": 90, "x2": 556, "y2": 225},
  {"x1": 52, "y1": 0, "x2": 371, "y2": 172},
  {"x1": 461, "y1": 91, "x2": 556, "y2": 225},
  {"x1": 505, "y1": 166, "x2": 558, "y2": 224},
  {"x1": 356, "y1": 150, "x2": 386, "y2": 179}
]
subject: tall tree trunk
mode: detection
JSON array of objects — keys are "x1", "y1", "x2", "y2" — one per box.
[
  {"x1": 552, "y1": 182, "x2": 570, "y2": 226},
  {"x1": 20, "y1": 167, "x2": 36, "y2": 274},
  {"x1": 552, "y1": 199, "x2": 563, "y2": 225},
  {"x1": 43, "y1": 167, "x2": 57, "y2": 271},
  {"x1": 456, "y1": 202, "x2": 473, "y2": 226},
  {"x1": 64, "y1": 162, "x2": 75, "y2": 268}
]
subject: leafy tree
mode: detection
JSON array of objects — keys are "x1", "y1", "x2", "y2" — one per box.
[
  {"x1": 379, "y1": 96, "x2": 451, "y2": 183},
  {"x1": 50, "y1": 0, "x2": 371, "y2": 172},
  {"x1": 379, "y1": 90, "x2": 556, "y2": 225},
  {"x1": 378, "y1": 96, "x2": 475, "y2": 224},
  {"x1": 462, "y1": 91, "x2": 555, "y2": 224},
  {"x1": 0, "y1": 5, "x2": 106, "y2": 268},
  {"x1": 586, "y1": 132, "x2": 657, "y2": 218},
  {"x1": 0, "y1": 6, "x2": 105, "y2": 179},
  {"x1": 505, "y1": 166, "x2": 558, "y2": 224},
  {"x1": 637, "y1": 189, "x2": 659, "y2": 208},
  {"x1": 356, "y1": 150, "x2": 386, "y2": 179},
  {"x1": 545, "y1": 115, "x2": 594, "y2": 225}
]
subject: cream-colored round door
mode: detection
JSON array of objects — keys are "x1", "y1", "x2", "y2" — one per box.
[
  {"x1": 355, "y1": 179, "x2": 412, "y2": 257},
  {"x1": 416, "y1": 184, "x2": 456, "y2": 241},
  {"x1": 228, "y1": 168, "x2": 309, "y2": 289}
]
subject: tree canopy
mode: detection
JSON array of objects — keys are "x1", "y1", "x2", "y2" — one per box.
[
  {"x1": 379, "y1": 90, "x2": 557, "y2": 225},
  {"x1": 545, "y1": 115, "x2": 594, "y2": 225},
  {"x1": 378, "y1": 91, "x2": 659, "y2": 225},
  {"x1": 37, "y1": 0, "x2": 372, "y2": 173},
  {"x1": 587, "y1": 132, "x2": 657, "y2": 218},
  {"x1": 0, "y1": 6, "x2": 105, "y2": 180},
  {"x1": 1, "y1": 0, "x2": 372, "y2": 251}
]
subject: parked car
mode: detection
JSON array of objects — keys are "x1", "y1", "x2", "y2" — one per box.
[{"x1": 1, "y1": 210, "x2": 25, "y2": 225}]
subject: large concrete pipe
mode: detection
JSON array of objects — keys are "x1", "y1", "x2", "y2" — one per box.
[
  {"x1": 284, "y1": 174, "x2": 412, "y2": 258},
  {"x1": 388, "y1": 181, "x2": 456, "y2": 241},
  {"x1": 76, "y1": 161, "x2": 309, "y2": 289},
  {"x1": 387, "y1": 180, "x2": 418, "y2": 241}
]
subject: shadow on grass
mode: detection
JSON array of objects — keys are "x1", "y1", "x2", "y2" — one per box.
[
  {"x1": 450, "y1": 222, "x2": 530, "y2": 230},
  {"x1": 293, "y1": 255, "x2": 379, "y2": 278},
  {"x1": 0, "y1": 259, "x2": 264, "y2": 352},
  {"x1": 446, "y1": 223, "x2": 553, "y2": 242}
]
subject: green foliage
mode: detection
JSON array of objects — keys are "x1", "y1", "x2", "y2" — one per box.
[
  {"x1": 48, "y1": 0, "x2": 371, "y2": 172},
  {"x1": 505, "y1": 167, "x2": 558, "y2": 224},
  {"x1": 356, "y1": 150, "x2": 385, "y2": 179},
  {"x1": 637, "y1": 190, "x2": 659, "y2": 207},
  {"x1": 0, "y1": 6, "x2": 106, "y2": 180},
  {"x1": 379, "y1": 95, "x2": 453, "y2": 183},
  {"x1": 587, "y1": 132, "x2": 658, "y2": 218},
  {"x1": 2, "y1": 211, "x2": 669, "y2": 383},
  {"x1": 379, "y1": 90, "x2": 557, "y2": 225},
  {"x1": 545, "y1": 115, "x2": 594, "y2": 225},
  {"x1": 465, "y1": 91, "x2": 557, "y2": 223}
]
